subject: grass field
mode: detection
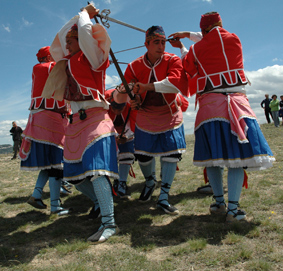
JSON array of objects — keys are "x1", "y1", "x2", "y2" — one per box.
[{"x1": 0, "y1": 123, "x2": 283, "y2": 270}]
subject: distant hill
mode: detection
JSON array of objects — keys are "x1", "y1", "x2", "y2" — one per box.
[{"x1": 0, "y1": 144, "x2": 13, "y2": 154}]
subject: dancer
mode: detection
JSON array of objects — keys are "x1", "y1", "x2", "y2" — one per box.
[
  {"x1": 20, "y1": 46, "x2": 71, "y2": 215},
  {"x1": 43, "y1": 4, "x2": 119, "y2": 242},
  {"x1": 114, "y1": 26, "x2": 189, "y2": 215},
  {"x1": 171, "y1": 12, "x2": 275, "y2": 222}
]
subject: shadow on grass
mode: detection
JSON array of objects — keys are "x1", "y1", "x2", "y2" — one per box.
[{"x1": 0, "y1": 189, "x2": 259, "y2": 268}]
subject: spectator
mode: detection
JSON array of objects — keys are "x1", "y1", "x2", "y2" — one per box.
[
  {"x1": 269, "y1": 94, "x2": 280, "y2": 127},
  {"x1": 10, "y1": 121, "x2": 23, "y2": 160},
  {"x1": 261, "y1": 94, "x2": 273, "y2": 123},
  {"x1": 279, "y1": 95, "x2": 283, "y2": 125}
]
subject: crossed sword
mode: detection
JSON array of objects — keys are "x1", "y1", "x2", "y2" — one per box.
[{"x1": 92, "y1": 8, "x2": 175, "y2": 136}]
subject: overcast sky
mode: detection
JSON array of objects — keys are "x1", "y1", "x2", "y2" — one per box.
[{"x1": 1, "y1": 0, "x2": 283, "y2": 145}]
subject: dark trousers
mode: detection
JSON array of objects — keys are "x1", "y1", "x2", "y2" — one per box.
[
  {"x1": 12, "y1": 140, "x2": 21, "y2": 159},
  {"x1": 265, "y1": 109, "x2": 273, "y2": 123}
]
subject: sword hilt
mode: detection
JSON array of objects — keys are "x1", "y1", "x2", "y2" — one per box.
[{"x1": 96, "y1": 9, "x2": 111, "y2": 28}]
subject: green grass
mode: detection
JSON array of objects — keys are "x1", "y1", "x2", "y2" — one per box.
[{"x1": 0, "y1": 123, "x2": 283, "y2": 270}]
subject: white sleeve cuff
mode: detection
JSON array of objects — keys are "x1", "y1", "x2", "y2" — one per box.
[{"x1": 154, "y1": 78, "x2": 179, "y2": 94}]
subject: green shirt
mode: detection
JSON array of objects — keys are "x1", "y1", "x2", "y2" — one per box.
[{"x1": 269, "y1": 99, "x2": 279, "y2": 112}]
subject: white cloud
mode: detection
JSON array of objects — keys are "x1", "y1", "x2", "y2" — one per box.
[
  {"x1": 184, "y1": 65, "x2": 283, "y2": 135},
  {"x1": 2, "y1": 24, "x2": 11, "y2": 32},
  {"x1": 105, "y1": 74, "x2": 121, "y2": 89},
  {"x1": 0, "y1": 119, "x2": 28, "y2": 145},
  {"x1": 272, "y1": 58, "x2": 283, "y2": 62},
  {"x1": 0, "y1": 65, "x2": 282, "y2": 144},
  {"x1": 22, "y1": 17, "x2": 33, "y2": 27}
]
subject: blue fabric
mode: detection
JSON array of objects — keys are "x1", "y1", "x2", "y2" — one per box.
[
  {"x1": 75, "y1": 178, "x2": 99, "y2": 207},
  {"x1": 32, "y1": 170, "x2": 49, "y2": 199},
  {"x1": 158, "y1": 161, "x2": 177, "y2": 204},
  {"x1": 92, "y1": 176, "x2": 114, "y2": 226},
  {"x1": 119, "y1": 164, "x2": 131, "y2": 182},
  {"x1": 63, "y1": 135, "x2": 118, "y2": 181},
  {"x1": 134, "y1": 124, "x2": 186, "y2": 156},
  {"x1": 227, "y1": 167, "x2": 244, "y2": 212},
  {"x1": 49, "y1": 177, "x2": 61, "y2": 212},
  {"x1": 206, "y1": 166, "x2": 224, "y2": 203},
  {"x1": 118, "y1": 139, "x2": 134, "y2": 154},
  {"x1": 21, "y1": 141, "x2": 63, "y2": 169},
  {"x1": 194, "y1": 118, "x2": 273, "y2": 167}
]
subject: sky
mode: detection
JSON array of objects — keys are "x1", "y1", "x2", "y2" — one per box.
[{"x1": 1, "y1": 0, "x2": 283, "y2": 145}]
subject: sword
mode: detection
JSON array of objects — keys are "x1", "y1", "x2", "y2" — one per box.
[{"x1": 97, "y1": 9, "x2": 146, "y2": 33}]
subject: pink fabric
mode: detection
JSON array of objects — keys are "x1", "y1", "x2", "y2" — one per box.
[
  {"x1": 64, "y1": 107, "x2": 116, "y2": 162},
  {"x1": 19, "y1": 110, "x2": 67, "y2": 159},
  {"x1": 136, "y1": 105, "x2": 183, "y2": 133},
  {"x1": 195, "y1": 93, "x2": 257, "y2": 143}
]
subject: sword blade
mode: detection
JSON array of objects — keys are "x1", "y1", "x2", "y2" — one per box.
[{"x1": 97, "y1": 14, "x2": 146, "y2": 33}]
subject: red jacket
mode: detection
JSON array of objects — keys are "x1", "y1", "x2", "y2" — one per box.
[
  {"x1": 183, "y1": 27, "x2": 248, "y2": 96},
  {"x1": 124, "y1": 52, "x2": 189, "y2": 115},
  {"x1": 30, "y1": 62, "x2": 66, "y2": 110}
]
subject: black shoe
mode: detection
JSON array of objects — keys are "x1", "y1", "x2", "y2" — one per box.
[
  {"x1": 113, "y1": 179, "x2": 119, "y2": 194},
  {"x1": 88, "y1": 206, "x2": 101, "y2": 220},
  {"x1": 197, "y1": 184, "x2": 213, "y2": 194},
  {"x1": 117, "y1": 181, "x2": 131, "y2": 199},
  {"x1": 157, "y1": 201, "x2": 179, "y2": 215},
  {"x1": 139, "y1": 180, "x2": 157, "y2": 202},
  {"x1": 27, "y1": 196, "x2": 47, "y2": 209}
]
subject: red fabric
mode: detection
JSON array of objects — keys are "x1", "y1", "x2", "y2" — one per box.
[
  {"x1": 67, "y1": 51, "x2": 109, "y2": 101},
  {"x1": 243, "y1": 169, "x2": 248, "y2": 189},
  {"x1": 36, "y1": 46, "x2": 50, "y2": 59},
  {"x1": 200, "y1": 13, "x2": 221, "y2": 30},
  {"x1": 105, "y1": 89, "x2": 137, "y2": 133},
  {"x1": 129, "y1": 165, "x2": 136, "y2": 178},
  {"x1": 203, "y1": 167, "x2": 209, "y2": 184},
  {"x1": 124, "y1": 52, "x2": 189, "y2": 115},
  {"x1": 30, "y1": 61, "x2": 67, "y2": 110},
  {"x1": 66, "y1": 24, "x2": 78, "y2": 39},
  {"x1": 183, "y1": 27, "x2": 248, "y2": 95}
]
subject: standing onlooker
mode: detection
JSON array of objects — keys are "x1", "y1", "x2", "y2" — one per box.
[
  {"x1": 172, "y1": 11, "x2": 275, "y2": 222},
  {"x1": 269, "y1": 94, "x2": 280, "y2": 127},
  {"x1": 10, "y1": 121, "x2": 23, "y2": 160},
  {"x1": 261, "y1": 94, "x2": 273, "y2": 123},
  {"x1": 279, "y1": 95, "x2": 283, "y2": 125}
]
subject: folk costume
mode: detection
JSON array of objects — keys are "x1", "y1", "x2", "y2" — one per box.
[
  {"x1": 183, "y1": 12, "x2": 275, "y2": 222},
  {"x1": 19, "y1": 46, "x2": 71, "y2": 215},
  {"x1": 115, "y1": 26, "x2": 189, "y2": 215},
  {"x1": 44, "y1": 7, "x2": 119, "y2": 243},
  {"x1": 105, "y1": 89, "x2": 137, "y2": 199}
]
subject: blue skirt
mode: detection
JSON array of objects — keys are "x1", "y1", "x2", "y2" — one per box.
[
  {"x1": 194, "y1": 118, "x2": 275, "y2": 170},
  {"x1": 134, "y1": 124, "x2": 186, "y2": 157},
  {"x1": 21, "y1": 141, "x2": 63, "y2": 171},
  {"x1": 63, "y1": 135, "x2": 119, "y2": 182}
]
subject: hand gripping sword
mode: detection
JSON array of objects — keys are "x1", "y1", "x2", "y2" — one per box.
[{"x1": 92, "y1": 15, "x2": 135, "y2": 138}]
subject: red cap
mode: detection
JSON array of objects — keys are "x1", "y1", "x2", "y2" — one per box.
[
  {"x1": 200, "y1": 12, "x2": 221, "y2": 30},
  {"x1": 36, "y1": 46, "x2": 50, "y2": 60}
]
